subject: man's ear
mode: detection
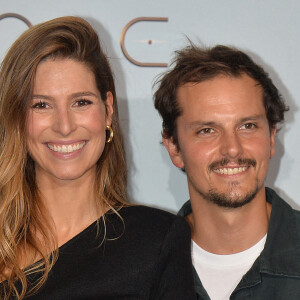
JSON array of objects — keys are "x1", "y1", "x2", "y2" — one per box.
[
  {"x1": 105, "y1": 91, "x2": 114, "y2": 125},
  {"x1": 270, "y1": 126, "x2": 277, "y2": 159},
  {"x1": 163, "y1": 137, "x2": 185, "y2": 169}
]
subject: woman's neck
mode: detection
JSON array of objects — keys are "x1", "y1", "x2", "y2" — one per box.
[{"x1": 36, "y1": 170, "x2": 106, "y2": 247}]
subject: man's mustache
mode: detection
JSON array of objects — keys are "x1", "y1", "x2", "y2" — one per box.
[{"x1": 208, "y1": 158, "x2": 257, "y2": 171}]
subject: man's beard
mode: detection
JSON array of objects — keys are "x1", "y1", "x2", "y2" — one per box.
[
  {"x1": 203, "y1": 182, "x2": 259, "y2": 208},
  {"x1": 202, "y1": 158, "x2": 259, "y2": 208}
]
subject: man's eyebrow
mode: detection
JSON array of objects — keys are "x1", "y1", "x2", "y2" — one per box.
[
  {"x1": 239, "y1": 114, "x2": 265, "y2": 123},
  {"x1": 186, "y1": 121, "x2": 218, "y2": 129},
  {"x1": 186, "y1": 115, "x2": 266, "y2": 129}
]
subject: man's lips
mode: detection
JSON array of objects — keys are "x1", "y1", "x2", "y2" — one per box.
[
  {"x1": 209, "y1": 158, "x2": 256, "y2": 174},
  {"x1": 213, "y1": 166, "x2": 249, "y2": 175}
]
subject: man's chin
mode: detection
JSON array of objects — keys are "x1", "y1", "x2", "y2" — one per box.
[{"x1": 205, "y1": 186, "x2": 259, "y2": 209}]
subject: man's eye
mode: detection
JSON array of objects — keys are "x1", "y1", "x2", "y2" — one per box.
[
  {"x1": 31, "y1": 101, "x2": 49, "y2": 109},
  {"x1": 198, "y1": 128, "x2": 214, "y2": 134},
  {"x1": 241, "y1": 123, "x2": 257, "y2": 130},
  {"x1": 74, "y1": 99, "x2": 93, "y2": 107}
]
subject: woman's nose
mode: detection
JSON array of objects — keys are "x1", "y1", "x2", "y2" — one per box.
[{"x1": 52, "y1": 108, "x2": 76, "y2": 136}]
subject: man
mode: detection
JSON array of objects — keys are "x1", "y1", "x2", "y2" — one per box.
[{"x1": 154, "y1": 44, "x2": 300, "y2": 299}]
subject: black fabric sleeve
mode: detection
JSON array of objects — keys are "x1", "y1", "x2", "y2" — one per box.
[{"x1": 150, "y1": 216, "x2": 197, "y2": 300}]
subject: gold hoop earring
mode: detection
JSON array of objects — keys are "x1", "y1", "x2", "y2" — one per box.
[{"x1": 106, "y1": 125, "x2": 114, "y2": 143}]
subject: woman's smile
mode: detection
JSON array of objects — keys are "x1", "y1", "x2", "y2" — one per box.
[{"x1": 46, "y1": 141, "x2": 86, "y2": 154}]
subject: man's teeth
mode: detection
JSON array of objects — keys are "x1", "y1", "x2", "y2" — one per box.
[
  {"x1": 214, "y1": 166, "x2": 248, "y2": 175},
  {"x1": 47, "y1": 142, "x2": 85, "y2": 153}
]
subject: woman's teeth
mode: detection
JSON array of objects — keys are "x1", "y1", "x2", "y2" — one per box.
[{"x1": 47, "y1": 142, "x2": 85, "y2": 153}]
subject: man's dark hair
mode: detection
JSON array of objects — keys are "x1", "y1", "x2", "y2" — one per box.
[{"x1": 154, "y1": 44, "x2": 289, "y2": 148}]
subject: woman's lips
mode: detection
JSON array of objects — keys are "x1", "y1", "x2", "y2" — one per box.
[{"x1": 47, "y1": 141, "x2": 86, "y2": 153}]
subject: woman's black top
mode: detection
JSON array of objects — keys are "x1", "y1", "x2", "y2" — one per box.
[{"x1": 14, "y1": 206, "x2": 196, "y2": 299}]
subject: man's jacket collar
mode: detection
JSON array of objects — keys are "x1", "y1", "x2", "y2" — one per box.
[{"x1": 178, "y1": 187, "x2": 300, "y2": 292}]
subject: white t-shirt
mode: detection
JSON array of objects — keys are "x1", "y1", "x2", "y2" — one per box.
[{"x1": 192, "y1": 235, "x2": 267, "y2": 300}]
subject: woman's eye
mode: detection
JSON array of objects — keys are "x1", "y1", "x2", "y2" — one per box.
[
  {"x1": 74, "y1": 99, "x2": 93, "y2": 107},
  {"x1": 241, "y1": 123, "x2": 257, "y2": 130},
  {"x1": 31, "y1": 101, "x2": 49, "y2": 109},
  {"x1": 198, "y1": 128, "x2": 214, "y2": 134}
]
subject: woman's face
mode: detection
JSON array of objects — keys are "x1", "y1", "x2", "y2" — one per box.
[{"x1": 26, "y1": 58, "x2": 113, "y2": 182}]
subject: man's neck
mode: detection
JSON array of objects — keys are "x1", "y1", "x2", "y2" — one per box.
[{"x1": 188, "y1": 187, "x2": 271, "y2": 254}]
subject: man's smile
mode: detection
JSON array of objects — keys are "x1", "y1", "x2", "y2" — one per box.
[{"x1": 213, "y1": 166, "x2": 249, "y2": 175}]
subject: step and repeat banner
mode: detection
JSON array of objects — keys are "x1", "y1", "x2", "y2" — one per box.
[{"x1": 0, "y1": 0, "x2": 299, "y2": 211}]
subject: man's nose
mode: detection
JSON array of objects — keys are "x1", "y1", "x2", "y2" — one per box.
[{"x1": 219, "y1": 131, "x2": 243, "y2": 159}]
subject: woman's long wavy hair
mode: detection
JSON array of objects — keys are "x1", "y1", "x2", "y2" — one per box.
[{"x1": 0, "y1": 16, "x2": 128, "y2": 299}]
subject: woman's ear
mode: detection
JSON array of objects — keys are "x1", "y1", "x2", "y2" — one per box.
[{"x1": 105, "y1": 91, "x2": 114, "y2": 125}]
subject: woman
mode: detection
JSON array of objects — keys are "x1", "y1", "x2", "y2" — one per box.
[{"x1": 0, "y1": 16, "x2": 195, "y2": 299}]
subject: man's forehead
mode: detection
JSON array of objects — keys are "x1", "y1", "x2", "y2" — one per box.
[
  {"x1": 178, "y1": 73, "x2": 261, "y2": 90},
  {"x1": 175, "y1": 74, "x2": 266, "y2": 124},
  {"x1": 176, "y1": 74, "x2": 263, "y2": 105}
]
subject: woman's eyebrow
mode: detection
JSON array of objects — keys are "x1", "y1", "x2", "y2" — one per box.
[
  {"x1": 70, "y1": 91, "x2": 99, "y2": 98},
  {"x1": 31, "y1": 94, "x2": 54, "y2": 100},
  {"x1": 31, "y1": 91, "x2": 100, "y2": 100}
]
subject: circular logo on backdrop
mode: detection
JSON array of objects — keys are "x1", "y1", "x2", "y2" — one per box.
[
  {"x1": 0, "y1": 13, "x2": 32, "y2": 60},
  {"x1": 0, "y1": 13, "x2": 32, "y2": 27},
  {"x1": 120, "y1": 17, "x2": 168, "y2": 67}
]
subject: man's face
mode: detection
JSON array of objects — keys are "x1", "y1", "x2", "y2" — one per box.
[{"x1": 164, "y1": 74, "x2": 276, "y2": 208}]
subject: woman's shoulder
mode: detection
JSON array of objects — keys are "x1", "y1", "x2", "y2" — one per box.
[
  {"x1": 114, "y1": 205, "x2": 190, "y2": 238},
  {"x1": 121, "y1": 204, "x2": 181, "y2": 221}
]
